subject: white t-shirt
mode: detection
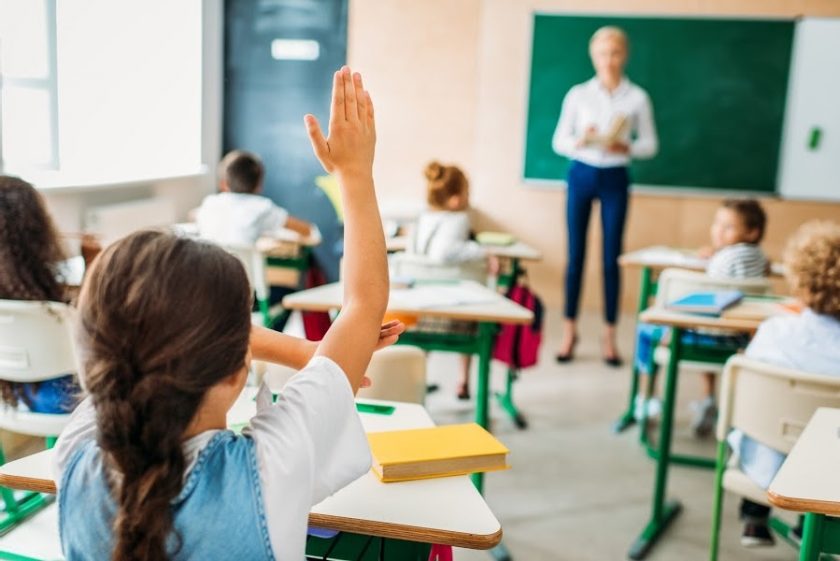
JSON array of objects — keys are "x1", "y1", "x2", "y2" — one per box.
[
  {"x1": 552, "y1": 77, "x2": 658, "y2": 168},
  {"x1": 412, "y1": 210, "x2": 485, "y2": 264},
  {"x1": 53, "y1": 356, "x2": 372, "y2": 561},
  {"x1": 196, "y1": 192, "x2": 289, "y2": 246}
]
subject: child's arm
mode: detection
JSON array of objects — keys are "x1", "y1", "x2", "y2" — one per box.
[
  {"x1": 249, "y1": 321, "x2": 404, "y2": 370},
  {"x1": 304, "y1": 67, "x2": 387, "y2": 392},
  {"x1": 284, "y1": 216, "x2": 313, "y2": 237}
]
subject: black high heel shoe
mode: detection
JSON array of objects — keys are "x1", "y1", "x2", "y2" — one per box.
[
  {"x1": 555, "y1": 334, "x2": 579, "y2": 363},
  {"x1": 602, "y1": 338, "x2": 624, "y2": 368}
]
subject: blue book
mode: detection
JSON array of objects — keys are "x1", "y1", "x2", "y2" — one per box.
[{"x1": 666, "y1": 290, "x2": 744, "y2": 316}]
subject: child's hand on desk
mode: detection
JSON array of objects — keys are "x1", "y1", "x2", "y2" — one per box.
[
  {"x1": 359, "y1": 321, "x2": 406, "y2": 389},
  {"x1": 375, "y1": 320, "x2": 406, "y2": 351},
  {"x1": 697, "y1": 246, "x2": 715, "y2": 259},
  {"x1": 304, "y1": 66, "x2": 376, "y2": 180}
]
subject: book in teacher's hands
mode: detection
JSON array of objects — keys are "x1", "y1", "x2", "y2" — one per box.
[
  {"x1": 666, "y1": 290, "x2": 744, "y2": 316},
  {"x1": 367, "y1": 423, "x2": 509, "y2": 483}
]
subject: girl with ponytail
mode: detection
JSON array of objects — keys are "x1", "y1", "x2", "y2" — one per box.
[{"x1": 54, "y1": 66, "x2": 399, "y2": 561}]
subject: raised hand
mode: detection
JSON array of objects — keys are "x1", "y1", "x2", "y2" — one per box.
[{"x1": 304, "y1": 66, "x2": 376, "y2": 179}]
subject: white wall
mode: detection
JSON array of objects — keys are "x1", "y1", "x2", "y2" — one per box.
[{"x1": 41, "y1": 0, "x2": 224, "y2": 240}]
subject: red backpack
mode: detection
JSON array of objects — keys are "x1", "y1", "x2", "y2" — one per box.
[
  {"x1": 493, "y1": 280, "x2": 544, "y2": 369},
  {"x1": 302, "y1": 263, "x2": 332, "y2": 341}
]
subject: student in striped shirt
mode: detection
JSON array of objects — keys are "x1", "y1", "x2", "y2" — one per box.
[{"x1": 635, "y1": 199, "x2": 768, "y2": 436}]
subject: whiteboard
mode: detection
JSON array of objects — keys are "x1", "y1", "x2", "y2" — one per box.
[{"x1": 778, "y1": 18, "x2": 840, "y2": 201}]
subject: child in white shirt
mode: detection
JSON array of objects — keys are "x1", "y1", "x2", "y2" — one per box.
[
  {"x1": 54, "y1": 67, "x2": 399, "y2": 561},
  {"x1": 411, "y1": 162, "x2": 488, "y2": 399},
  {"x1": 196, "y1": 150, "x2": 315, "y2": 247},
  {"x1": 730, "y1": 220, "x2": 840, "y2": 547}
]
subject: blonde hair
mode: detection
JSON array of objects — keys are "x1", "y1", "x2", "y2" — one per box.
[
  {"x1": 424, "y1": 161, "x2": 468, "y2": 210},
  {"x1": 589, "y1": 26, "x2": 628, "y2": 51},
  {"x1": 783, "y1": 220, "x2": 840, "y2": 319}
]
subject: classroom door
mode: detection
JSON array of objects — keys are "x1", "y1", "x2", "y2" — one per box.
[
  {"x1": 778, "y1": 18, "x2": 840, "y2": 200},
  {"x1": 224, "y1": 0, "x2": 348, "y2": 280}
]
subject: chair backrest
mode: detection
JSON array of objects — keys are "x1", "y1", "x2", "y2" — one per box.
[
  {"x1": 224, "y1": 245, "x2": 269, "y2": 301},
  {"x1": 389, "y1": 252, "x2": 488, "y2": 285},
  {"x1": 717, "y1": 355, "x2": 840, "y2": 454},
  {"x1": 655, "y1": 268, "x2": 771, "y2": 307},
  {"x1": 0, "y1": 300, "x2": 77, "y2": 383},
  {"x1": 356, "y1": 346, "x2": 426, "y2": 404}
]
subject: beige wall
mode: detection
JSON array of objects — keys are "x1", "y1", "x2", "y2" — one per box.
[{"x1": 350, "y1": 0, "x2": 840, "y2": 312}]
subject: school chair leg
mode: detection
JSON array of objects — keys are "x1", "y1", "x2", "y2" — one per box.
[
  {"x1": 0, "y1": 442, "x2": 52, "y2": 537},
  {"x1": 709, "y1": 440, "x2": 728, "y2": 561},
  {"x1": 490, "y1": 542, "x2": 512, "y2": 561},
  {"x1": 613, "y1": 364, "x2": 640, "y2": 433},
  {"x1": 615, "y1": 266, "x2": 656, "y2": 434},
  {"x1": 494, "y1": 368, "x2": 527, "y2": 430},
  {"x1": 800, "y1": 514, "x2": 823, "y2": 561}
]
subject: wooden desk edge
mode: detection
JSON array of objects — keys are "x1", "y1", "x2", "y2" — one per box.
[
  {"x1": 0, "y1": 474, "x2": 55, "y2": 495},
  {"x1": 638, "y1": 310, "x2": 760, "y2": 333},
  {"x1": 766, "y1": 490, "x2": 840, "y2": 516},
  {"x1": 281, "y1": 300, "x2": 533, "y2": 325},
  {"x1": 0, "y1": 475, "x2": 504, "y2": 550},
  {"x1": 308, "y1": 513, "x2": 503, "y2": 550}
]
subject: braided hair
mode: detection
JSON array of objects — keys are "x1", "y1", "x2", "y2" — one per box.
[{"x1": 77, "y1": 230, "x2": 252, "y2": 561}]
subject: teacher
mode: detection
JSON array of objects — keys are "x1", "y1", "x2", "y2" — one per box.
[{"x1": 552, "y1": 26, "x2": 658, "y2": 366}]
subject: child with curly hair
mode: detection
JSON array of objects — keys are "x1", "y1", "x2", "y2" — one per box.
[
  {"x1": 730, "y1": 220, "x2": 840, "y2": 547},
  {"x1": 0, "y1": 175, "x2": 78, "y2": 413}
]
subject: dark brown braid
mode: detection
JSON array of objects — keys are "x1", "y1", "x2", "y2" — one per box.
[
  {"x1": 77, "y1": 230, "x2": 251, "y2": 561},
  {"x1": 0, "y1": 175, "x2": 67, "y2": 407}
]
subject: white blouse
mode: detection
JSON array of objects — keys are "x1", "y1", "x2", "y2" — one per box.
[{"x1": 552, "y1": 77, "x2": 658, "y2": 168}]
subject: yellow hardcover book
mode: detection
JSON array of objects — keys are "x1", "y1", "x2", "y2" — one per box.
[{"x1": 367, "y1": 423, "x2": 510, "y2": 483}]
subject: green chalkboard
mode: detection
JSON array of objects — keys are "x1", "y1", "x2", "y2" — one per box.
[{"x1": 524, "y1": 15, "x2": 795, "y2": 192}]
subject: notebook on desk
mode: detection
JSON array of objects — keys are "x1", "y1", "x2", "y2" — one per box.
[
  {"x1": 667, "y1": 291, "x2": 744, "y2": 316},
  {"x1": 368, "y1": 423, "x2": 509, "y2": 483}
]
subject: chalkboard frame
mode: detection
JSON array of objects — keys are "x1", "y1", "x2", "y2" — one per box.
[{"x1": 522, "y1": 13, "x2": 795, "y2": 194}]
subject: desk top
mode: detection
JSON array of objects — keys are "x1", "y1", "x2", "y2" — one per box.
[
  {"x1": 283, "y1": 280, "x2": 533, "y2": 325},
  {"x1": 174, "y1": 222, "x2": 321, "y2": 249},
  {"x1": 638, "y1": 297, "x2": 791, "y2": 333},
  {"x1": 0, "y1": 391, "x2": 502, "y2": 549},
  {"x1": 386, "y1": 236, "x2": 543, "y2": 262},
  {"x1": 620, "y1": 245, "x2": 784, "y2": 277},
  {"x1": 768, "y1": 408, "x2": 840, "y2": 516}
]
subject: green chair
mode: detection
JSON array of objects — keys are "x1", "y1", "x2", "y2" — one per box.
[{"x1": 709, "y1": 355, "x2": 840, "y2": 561}]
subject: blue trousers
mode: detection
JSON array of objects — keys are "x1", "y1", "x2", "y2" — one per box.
[{"x1": 564, "y1": 161, "x2": 629, "y2": 324}]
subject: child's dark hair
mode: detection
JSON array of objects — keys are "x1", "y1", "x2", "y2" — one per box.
[
  {"x1": 424, "y1": 161, "x2": 468, "y2": 210},
  {"x1": 723, "y1": 198, "x2": 767, "y2": 242},
  {"x1": 0, "y1": 175, "x2": 67, "y2": 407},
  {"x1": 218, "y1": 150, "x2": 265, "y2": 194},
  {"x1": 78, "y1": 231, "x2": 252, "y2": 561}
]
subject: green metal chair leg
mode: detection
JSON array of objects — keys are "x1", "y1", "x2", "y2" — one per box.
[
  {"x1": 800, "y1": 513, "x2": 823, "y2": 561},
  {"x1": 615, "y1": 266, "x2": 655, "y2": 433},
  {"x1": 709, "y1": 440, "x2": 728, "y2": 561},
  {"x1": 494, "y1": 368, "x2": 527, "y2": 430}
]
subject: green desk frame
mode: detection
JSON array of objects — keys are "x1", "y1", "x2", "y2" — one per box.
[
  {"x1": 259, "y1": 246, "x2": 313, "y2": 329},
  {"x1": 628, "y1": 327, "x2": 741, "y2": 559}
]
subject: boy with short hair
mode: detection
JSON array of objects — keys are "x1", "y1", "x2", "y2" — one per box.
[{"x1": 196, "y1": 150, "x2": 315, "y2": 246}]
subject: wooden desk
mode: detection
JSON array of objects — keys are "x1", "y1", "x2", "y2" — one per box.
[
  {"x1": 0, "y1": 392, "x2": 502, "y2": 555},
  {"x1": 614, "y1": 246, "x2": 784, "y2": 435},
  {"x1": 628, "y1": 298, "x2": 788, "y2": 560},
  {"x1": 768, "y1": 408, "x2": 840, "y2": 561},
  {"x1": 283, "y1": 281, "x2": 532, "y2": 493}
]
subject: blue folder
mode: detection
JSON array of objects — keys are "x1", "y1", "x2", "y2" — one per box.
[{"x1": 666, "y1": 290, "x2": 744, "y2": 316}]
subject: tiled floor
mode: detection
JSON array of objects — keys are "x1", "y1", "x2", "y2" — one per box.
[{"x1": 0, "y1": 310, "x2": 799, "y2": 560}]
